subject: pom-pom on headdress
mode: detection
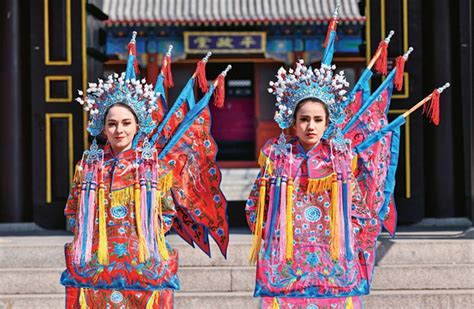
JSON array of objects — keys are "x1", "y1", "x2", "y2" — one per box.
[
  {"x1": 76, "y1": 32, "x2": 160, "y2": 137},
  {"x1": 268, "y1": 60, "x2": 350, "y2": 130}
]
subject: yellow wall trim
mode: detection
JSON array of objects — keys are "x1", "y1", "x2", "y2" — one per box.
[
  {"x1": 45, "y1": 75, "x2": 72, "y2": 102},
  {"x1": 44, "y1": 0, "x2": 72, "y2": 66},
  {"x1": 45, "y1": 113, "x2": 74, "y2": 203},
  {"x1": 82, "y1": 0, "x2": 89, "y2": 150},
  {"x1": 380, "y1": 0, "x2": 410, "y2": 99}
]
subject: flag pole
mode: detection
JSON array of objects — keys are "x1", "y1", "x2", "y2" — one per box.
[
  {"x1": 402, "y1": 82, "x2": 450, "y2": 118},
  {"x1": 213, "y1": 65, "x2": 232, "y2": 86},
  {"x1": 367, "y1": 30, "x2": 395, "y2": 70},
  {"x1": 192, "y1": 51, "x2": 212, "y2": 78}
]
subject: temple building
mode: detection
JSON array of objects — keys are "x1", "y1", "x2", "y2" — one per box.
[{"x1": 0, "y1": 0, "x2": 471, "y2": 229}]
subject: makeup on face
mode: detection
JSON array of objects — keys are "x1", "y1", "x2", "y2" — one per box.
[
  {"x1": 104, "y1": 105, "x2": 138, "y2": 154},
  {"x1": 294, "y1": 100, "x2": 328, "y2": 152}
]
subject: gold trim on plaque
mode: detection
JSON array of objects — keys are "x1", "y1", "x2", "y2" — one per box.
[{"x1": 184, "y1": 31, "x2": 267, "y2": 54}]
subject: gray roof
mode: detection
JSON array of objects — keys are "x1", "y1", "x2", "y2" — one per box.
[{"x1": 102, "y1": 0, "x2": 364, "y2": 26}]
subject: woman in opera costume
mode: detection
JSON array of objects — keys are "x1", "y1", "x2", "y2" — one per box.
[
  {"x1": 246, "y1": 5, "x2": 449, "y2": 309},
  {"x1": 61, "y1": 32, "x2": 231, "y2": 308}
]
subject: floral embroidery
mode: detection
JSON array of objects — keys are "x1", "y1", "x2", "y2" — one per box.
[
  {"x1": 110, "y1": 291, "x2": 123, "y2": 303},
  {"x1": 304, "y1": 206, "x2": 322, "y2": 222},
  {"x1": 111, "y1": 205, "x2": 128, "y2": 219},
  {"x1": 306, "y1": 252, "x2": 320, "y2": 267},
  {"x1": 112, "y1": 242, "x2": 128, "y2": 258}
]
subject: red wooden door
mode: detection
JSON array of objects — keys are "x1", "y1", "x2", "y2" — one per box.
[{"x1": 255, "y1": 62, "x2": 282, "y2": 157}]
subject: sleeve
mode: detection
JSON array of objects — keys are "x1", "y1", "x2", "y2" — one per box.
[
  {"x1": 160, "y1": 188, "x2": 176, "y2": 233},
  {"x1": 64, "y1": 163, "x2": 82, "y2": 234}
]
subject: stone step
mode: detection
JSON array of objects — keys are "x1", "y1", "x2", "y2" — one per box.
[
  {"x1": 1, "y1": 263, "x2": 473, "y2": 295},
  {"x1": 0, "y1": 290, "x2": 473, "y2": 309},
  {"x1": 1, "y1": 235, "x2": 473, "y2": 269},
  {"x1": 220, "y1": 168, "x2": 259, "y2": 201}
]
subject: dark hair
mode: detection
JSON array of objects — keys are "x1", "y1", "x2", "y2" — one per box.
[
  {"x1": 293, "y1": 98, "x2": 329, "y2": 123},
  {"x1": 104, "y1": 102, "x2": 139, "y2": 124}
]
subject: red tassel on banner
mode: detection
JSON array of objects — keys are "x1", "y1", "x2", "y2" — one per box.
[
  {"x1": 423, "y1": 89, "x2": 440, "y2": 125},
  {"x1": 394, "y1": 56, "x2": 406, "y2": 91},
  {"x1": 213, "y1": 75, "x2": 225, "y2": 108},
  {"x1": 374, "y1": 41, "x2": 388, "y2": 75},
  {"x1": 195, "y1": 61, "x2": 209, "y2": 93},
  {"x1": 128, "y1": 42, "x2": 140, "y2": 75},
  {"x1": 323, "y1": 19, "x2": 338, "y2": 48},
  {"x1": 161, "y1": 55, "x2": 174, "y2": 88}
]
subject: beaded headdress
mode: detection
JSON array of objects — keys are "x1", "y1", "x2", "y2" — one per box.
[
  {"x1": 268, "y1": 60, "x2": 350, "y2": 130},
  {"x1": 76, "y1": 32, "x2": 159, "y2": 137},
  {"x1": 76, "y1": 74, "x2": 159, "y2": 136},
  {"x1": 268, "y1": 3, "x2": 349, "y2": 131}
]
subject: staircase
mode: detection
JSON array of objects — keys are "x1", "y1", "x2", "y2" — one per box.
[{"x1": 0, "y1": 232, "x2": 473, "y2": 308}]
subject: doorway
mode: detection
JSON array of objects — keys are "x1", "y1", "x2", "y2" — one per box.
[{"x1": 207, "y1": 62, "x2": 256, "y2": 161}]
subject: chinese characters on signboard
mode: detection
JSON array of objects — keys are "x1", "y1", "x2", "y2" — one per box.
[{"x1": 184, "y1": 32, "x2": 266, "y2": 54}]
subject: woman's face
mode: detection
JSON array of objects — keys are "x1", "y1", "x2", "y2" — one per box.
[
  {"x1": 294, "y1": 101, "x2": 328, "y2": 151},
  {"x1": 104, "y1": 105, "x2": 138, "y2": 154}
]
